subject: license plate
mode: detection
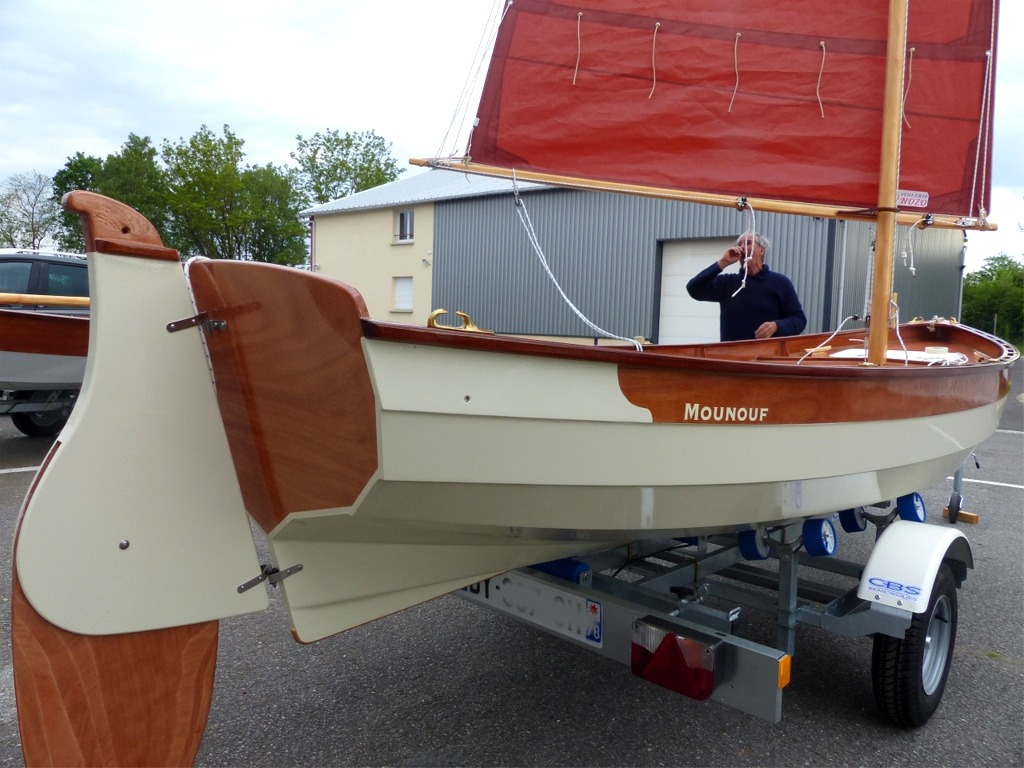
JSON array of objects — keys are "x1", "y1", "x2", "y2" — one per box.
[{"x1": 463, "y1": 572, "x2": 603, "y2": 647}]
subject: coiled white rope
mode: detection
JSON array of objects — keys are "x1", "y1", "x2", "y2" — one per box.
[{"x1": 512, "y1": 175, "x2": 643, "y2": 350}]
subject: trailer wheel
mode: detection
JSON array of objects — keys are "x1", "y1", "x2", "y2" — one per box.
[
  {"x1": 946, "y1": 492, "x2": 962, "y2": 525},
  {"x1": 896, "y1": 492, "x2": 927, "y2": 522},
  {"x1": 737, "y1": 529, "x2": 770, "y2": 560},
  {"x1": 11, "y1": 410, "x2": 70, "y2": 437},
  {"x1": 802, "y1": 518, "x2": 837, "y2": 557},
  {"x1": 871, "y1": 562, "x2": 957, "y2": 726},
  {"x1": 838, "y1": 508, "x2": 868, "y2": 533}
]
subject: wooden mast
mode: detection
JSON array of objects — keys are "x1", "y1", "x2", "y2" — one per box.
[{"x1": 867, "y1": 0, "x2": 910, "y2": 366}]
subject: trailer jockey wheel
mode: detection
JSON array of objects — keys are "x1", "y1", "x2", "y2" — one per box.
[
  {"x1": 871, "y1": 562, "x2": 958, "y2": 727},
  {"x1": 946, "y1": 492, "x2": 962, "y2": 524},
  {"x1": 801, "y1": 518, "x2": 837, "y2": 557}
]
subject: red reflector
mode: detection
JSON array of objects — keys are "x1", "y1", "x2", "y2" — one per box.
[{"x1": 631, "y1": 617, "x2": 722, "y2": 701}]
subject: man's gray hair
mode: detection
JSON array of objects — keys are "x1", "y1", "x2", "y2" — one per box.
[{"x1": 736, "y1": 232, "x2": 771, "y2": 252}]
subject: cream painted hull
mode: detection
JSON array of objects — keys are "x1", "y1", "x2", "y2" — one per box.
[
  {"x1": 270, "y1": 339, "x2": 1003, "y2": 641},
  {"x1": 13, "y1": 223, "x2": 1016, "y2": 645}
]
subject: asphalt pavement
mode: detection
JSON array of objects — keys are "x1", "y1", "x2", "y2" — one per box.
[{"x1": 0, "y1": 363, "x2": 1021, "y2": 767}]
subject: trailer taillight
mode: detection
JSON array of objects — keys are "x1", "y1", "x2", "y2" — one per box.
[{"x1": 631, "y1": 617, "x2": 723, "y2": 700}]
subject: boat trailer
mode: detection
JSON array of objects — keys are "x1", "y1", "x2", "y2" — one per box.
[{"x1": 461, "y1": 499, "x2": 972, "y2": 726}]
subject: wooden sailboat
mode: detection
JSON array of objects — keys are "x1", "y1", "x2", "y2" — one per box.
[{"x1": 10, "y1": 0, "x2": 1016, "y2": 764}]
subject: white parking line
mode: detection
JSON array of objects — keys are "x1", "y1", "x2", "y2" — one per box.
[
  {"x1": 0, "y1": 466, "x2": 39, "y2": 475},
  {"x1": 946, "y1": 476, "x2": 1024, "y2": 490}
]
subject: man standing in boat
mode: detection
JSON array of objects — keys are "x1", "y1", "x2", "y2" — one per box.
[{"x1": 686, "y1": 233, "x2": 806, "y2": 341}]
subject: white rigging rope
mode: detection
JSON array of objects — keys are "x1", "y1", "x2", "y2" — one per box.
[
  {"x1": 969, "y1": 4, "x2": 997, "y2": 221},
  {"x1": 730, "y1": 202, "x2": 758, "y2": 298},
  {"x1": 436, "y1": 0, "x2": 510, "y2": 160},
  {"x1": 511, "y1": 175, "x2": 643, "y2": 351}
]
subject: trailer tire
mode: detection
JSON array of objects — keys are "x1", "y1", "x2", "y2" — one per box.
[
  {"x1": 11, "y1": 410, "x2": 70, "y2": 437},
  {"x1": 871, "y1": 561, "x2": 957, "y2": 727}
]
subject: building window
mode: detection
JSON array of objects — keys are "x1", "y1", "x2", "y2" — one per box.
[
  {"x1": 394, "y1": 209, "x2": 414, "y2": 243},
  {"x1": 393, "y1": 276, "x2": 413, "y2": 312}
]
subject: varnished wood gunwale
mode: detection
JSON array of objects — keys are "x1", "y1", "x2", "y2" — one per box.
[
  {"x1": 363, "y1": 319, "x2": 1016, "y2": 379},
  {"x1": 0, "y1": 309, "x2": 89, "y2": 358}
]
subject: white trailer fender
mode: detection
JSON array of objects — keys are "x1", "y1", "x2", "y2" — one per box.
[
  {"x1": 856, "y1": 519, "x2": 973, "y2": 613},
  {"x1": 15, "y1": 250, "x2": 268, "y2": 635}
]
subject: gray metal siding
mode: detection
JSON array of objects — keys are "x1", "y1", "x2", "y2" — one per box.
[
  {"x1": 829, "y1": 222, "x2": 965, "y2": 329},
  {"x1": 433, "y1": 187, "x2": 963, "y2": 340}
]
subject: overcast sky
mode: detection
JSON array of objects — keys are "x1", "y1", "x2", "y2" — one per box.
[{"x1": 1, "y1": 0, "x2": 1021, "y2": 271}]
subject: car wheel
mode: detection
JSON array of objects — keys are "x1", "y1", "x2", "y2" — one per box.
[{"x1": 11, "y1": 410, "x2": 70, "y2": 437}]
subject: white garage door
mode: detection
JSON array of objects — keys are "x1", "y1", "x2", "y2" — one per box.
[{"x1": 659, "y1": 238, "x2": 733, "y2": 344}]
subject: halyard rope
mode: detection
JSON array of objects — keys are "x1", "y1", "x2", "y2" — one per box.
[{"x1": 512, "y1": 173, "x2": 643, "y2": 350}]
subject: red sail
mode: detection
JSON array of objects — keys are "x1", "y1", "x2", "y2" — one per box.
[{"x1": 470, "y1": 0, "x2": 997, "y2": 218}]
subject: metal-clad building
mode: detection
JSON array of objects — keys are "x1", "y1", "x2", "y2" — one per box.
[{"x1": 432, "y1": 184, "x2": 965, "y2": 343}]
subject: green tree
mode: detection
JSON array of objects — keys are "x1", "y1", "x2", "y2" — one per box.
[
  {"x1": 101, "y1": 134, "x2": 174, "y2": 247},
  {"x1": 0, "y1": 171, "x2": 61, "y2": 248},
  {"x1": 51, "y1": 137, "x2": 172, "y2": 251},
  {"x1": 163, "y1": 125, "x2": 306, "y2": 264},
  {"x1": 961, "y1": 253, "x2": 1023, "y2": 345},
  {"x1": 291, "y1": 129, "x2": 404, "y2": 206},
  {"x1": 238, "y1": 164, "x2": 307, "y2": 264},
  {"x1": 162, "y1": 124, "x2": 248, "y2": 260},
  {"x1": 51, "y1": 152, "x2": 104, "y2": 251}
]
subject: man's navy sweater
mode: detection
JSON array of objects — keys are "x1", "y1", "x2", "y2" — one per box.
[{"x1": 686, "y1": 262, "x2": 806, "y2": 341}]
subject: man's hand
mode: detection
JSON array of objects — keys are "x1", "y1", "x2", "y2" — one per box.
[
  {"x1": 754, "y1": 321, "x2": 778, "y2": 339},
  {"x1": 717, "y1": 246, "x2": 743, "y2": 270}
]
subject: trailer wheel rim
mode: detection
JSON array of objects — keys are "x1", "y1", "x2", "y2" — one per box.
[{"x1": 922, "y1": 594, "x2": 952, "y2": 696}]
